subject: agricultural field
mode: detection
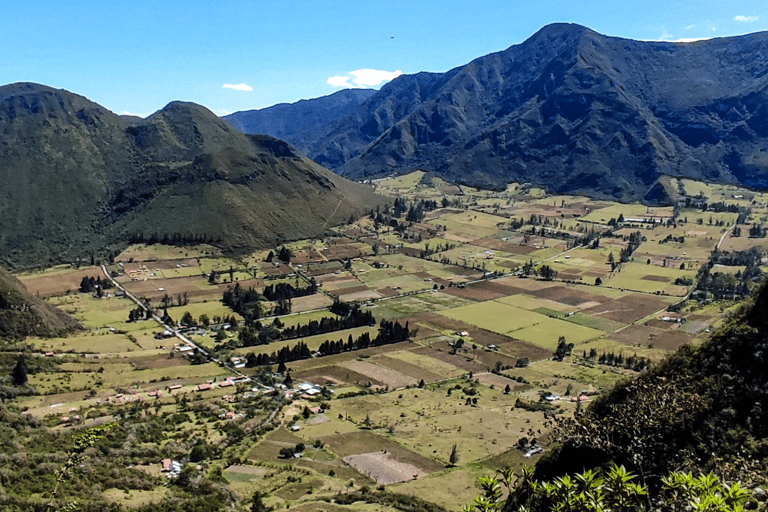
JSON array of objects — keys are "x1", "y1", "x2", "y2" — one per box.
[{"x1": 8, "y1": 175, "x2": 768, "y2": 511}]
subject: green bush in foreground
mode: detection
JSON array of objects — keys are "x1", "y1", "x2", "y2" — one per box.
[{"x1": 464, "y1": 465, "x2": 754, "y2": 512}]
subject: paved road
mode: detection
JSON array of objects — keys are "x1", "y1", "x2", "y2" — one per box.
[{"x1": 99, "y1": 265, "x2": 246, "y2": 379}]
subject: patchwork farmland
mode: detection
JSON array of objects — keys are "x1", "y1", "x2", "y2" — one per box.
[{"x1": 11, "y1": 173, "x2": 768, "y2": 510}]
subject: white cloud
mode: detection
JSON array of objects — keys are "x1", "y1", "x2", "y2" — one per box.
[
  {"x1": 684, "y1": 24, "x2": 696, "y2": 30},
  {"x1": 327, "y1": 68, "x2": 403, "y2": 89},
  {"x1": 659, "y1": 27, "x2": 673, "y2": 40},
  {"x1": 327, "y1": 75, "x2": 352, "y2": 87},
  {"x1": 673, "y1": 37, "x2": 713, "y2": 43},
  {"x1": 222, "y1": 83, "x2": 253, "y2": 91},
  {"x1": 735, "y1": 15, "x2": 758, "y2": 22},
  {"x1": 119, "y1": 110, "x2": 149, "y2": 118}
]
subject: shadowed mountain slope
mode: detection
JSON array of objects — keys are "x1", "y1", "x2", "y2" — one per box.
[
  {"x1": 0, "y1": 83, "x2": 382, "y2": 268},
  {"x1": 527, "y1": 277, "x2": 768, "y2": 492},
  {"x1": 279, "y1": 24, "x2": 768, "y2": 201}
]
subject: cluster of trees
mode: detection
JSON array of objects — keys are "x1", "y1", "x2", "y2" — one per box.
[
  {"x1": 537, "y1": 264, "x2": 557, "y2": 281},
  {"x1": 659, "y1": 234, "x2": 685, "y2": 244},
  {"x1": 79, "y1": 275, "x2": 112, "y2": 294},
  {"x1": 262, "y1": 279, "x2": 318, "y2": 301},
  {"x1": 619, "y1": 230, "x2": 644, "y2": 263},
  {"x1": 265, "y1": 247, "x2": 292, "y2": 263},
  {"x1": 160, "y1": 292, "x2": 188, "y2": 308},
  {"x1": 405, "y1": 199, "x2": 439, "y2": 222},
  {"x1": 553, "y1": 336, "x2": 574, "y2": 361},
  {"x1": 128, "y1": 306, "x2": 151, "y2": 322},
  {"x1": 222, "y1": 283, "x2": 263, "y2": 325},
  {"x1": 748, "y1": 224, "x2": 766, "y2": 238},
  {"x1": 702, "y1": 201, "x2": 742, "y2": 213},
  {"x1": 692, "y1": 247, "x2": 765, "y2": 301}
]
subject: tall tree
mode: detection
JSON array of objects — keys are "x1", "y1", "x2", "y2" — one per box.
[
  {"x1": 449, "y1": 443, "x2": 459, "y2": 466},
  {"x1": 12, "y1": 356, "x2": 28, "y2": 386}
]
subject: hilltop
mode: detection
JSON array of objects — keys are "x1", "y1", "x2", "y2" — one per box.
[
  {"x1": 0, "y1": 266, "x2": 80, "y2": 338},
  {"x1": 243, "y1": 24, "x2": 768, "y2": 201},
  {"x1": 0, "y1": 83, "x2": 382, "y2": 268}
]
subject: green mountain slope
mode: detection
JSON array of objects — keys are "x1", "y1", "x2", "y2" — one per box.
[{"x1": 0, "y1": 83, "x2": 382, "y2": 268}]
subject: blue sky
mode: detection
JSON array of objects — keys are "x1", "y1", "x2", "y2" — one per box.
[{"x1": 2, "y1": 1, "x2": 766, "y2": 117}]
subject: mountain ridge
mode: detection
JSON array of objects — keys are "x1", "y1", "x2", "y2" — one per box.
[{"x1": 227, "y1": 24, "x2": 768, "y2": 201}]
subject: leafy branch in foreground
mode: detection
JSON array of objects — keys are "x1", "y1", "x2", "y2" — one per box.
[
  {"x1": 463, "y1": 465, "x2": 753, "y2": 512},
  {"x1": 46, "y1": 423, "x2": 117, "y2": 510}
]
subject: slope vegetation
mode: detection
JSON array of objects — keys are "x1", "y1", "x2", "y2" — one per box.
[{"x1": 534, "y1": 278, "x2": 768, "y2": 488}]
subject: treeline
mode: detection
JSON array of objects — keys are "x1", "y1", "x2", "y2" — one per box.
[
  {"x1": 317, "y1": 319, "x2": 412, "y2": 356},
  {"x1": 419, "y1": 241, "x2": 457, "y2": 258},
  {"x1": 127, "y1": 232, "x2": 221, "y2": 246},
  {"x1": 263, "y1": 280, "x2": 318, "y2": 301},
  {"x1": 582, "y1": 348, "x2": 650, "y2": 372},
  {"x1": 231, "y1": 306, "x2": 376, "y2": 349},
  {"x1": 241, "y1": 319, "x2": 412, "y2": 367},
  {"x1": 242, "y1": 319, "x2": 412, "y2": 366},
  {"x1": 214, "y1": 300, "x2": 375, "y2": 351}
]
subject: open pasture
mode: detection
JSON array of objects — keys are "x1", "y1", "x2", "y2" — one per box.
[
  {"x1": 601, "y1": 261, "x2": 695, "y2": 295},
  {"x1": 427, "y1": 211, "x2": 506, "y2": 242},
  {"x1": 31, "y1": 332, "x2": 142, "y2": 354},
  {"x1": 340, "y1": 359, "x2": 417, "y2": 389},
  {"x1": 329, "y1": 386, "x2": 542, "y2": 465},
  {"x1": 115, "y1": 244, "x2": 219, "y2": 262},
  {"x1": 510, "y1": 317, "x2": 605, "y2": 349},
  {"x1": 440, "y1": 300, "x2": 547, "y2": 334},
  {"x1": 18, "y1": 265, "x2": 102, "y2": 297},
  {"x1": 344, "y1": 451, "x2": 429, "y2": 484},
  {"x1": 377, "y1": 291, "x2": 475, "y2": 316}
]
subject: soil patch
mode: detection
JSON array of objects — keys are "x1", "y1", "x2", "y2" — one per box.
[
  {"x1": 371, "y1": 354, "x2": 442, "y2": 383},
  {"x1": 343, "y1": 451, "x2": 428, "y2": 484},
  {"x1": 321, "y1": 431, "x2": 443, "y2": 473},
  {"x1": 341, "y1": 360, "x2": 416, "y2": 389},
  {"x1": 583, "y1": 294, "x2": 667, "y2": 324},
  {"x1": 641, "y1": 275, "x2": 670, "y2": 282}
]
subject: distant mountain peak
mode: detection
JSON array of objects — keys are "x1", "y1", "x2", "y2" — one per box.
[{"x1": 244, "y1": 24, "x2": 768, "y2": 201}]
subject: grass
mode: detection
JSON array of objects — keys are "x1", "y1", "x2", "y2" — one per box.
[
  {"x1": 510, "y1": 317, "x2": 605, "y2": 349},
  {"x1": 440, "y1": 301, "x2": 548, "y2": 334}
]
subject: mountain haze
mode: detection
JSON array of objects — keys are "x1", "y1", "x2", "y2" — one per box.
[
  {"x1": 253, "y1": 24, "x2": 768, "y2": 201},
  {"x1": 0, "y1": 83, "x2": 381, "y2": 268},
  {"x1": 224, "y1": 88, "x2": 376, "y2": 152}
]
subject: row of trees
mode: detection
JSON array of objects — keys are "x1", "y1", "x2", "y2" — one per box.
[
  {"x1": 127, "y1": 232, "x2": 220, "y2": 246},
  {"x1": 241, "y1": 318, "x2": 412, "y2": 366}
]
